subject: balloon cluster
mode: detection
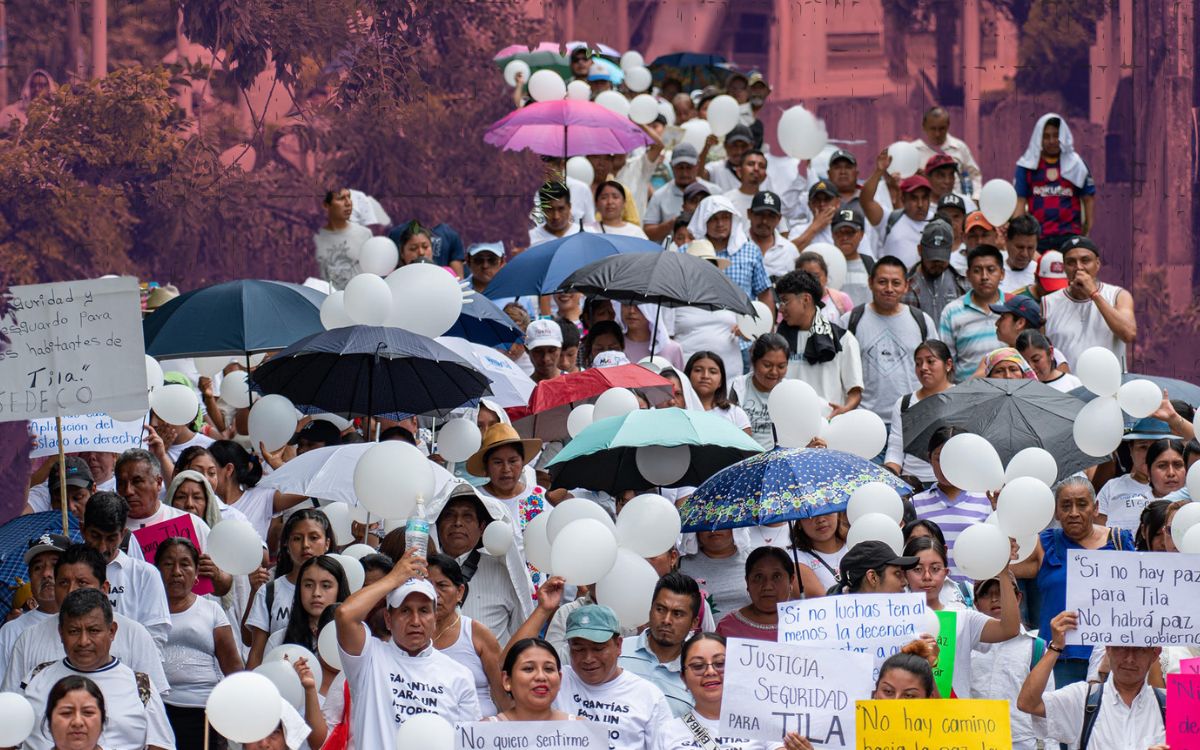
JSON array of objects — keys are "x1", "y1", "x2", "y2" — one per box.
[
  {"x1": 320, "y1": 259, "x2": 465, "y2": 340},
  {"x1": 1072, "y1": 346, "x2": 1164, "y2": 458}
]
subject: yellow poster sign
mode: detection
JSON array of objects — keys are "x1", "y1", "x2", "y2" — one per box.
[{"x1": 855, "y1": 699, "x2": 1011, "y2": 750}]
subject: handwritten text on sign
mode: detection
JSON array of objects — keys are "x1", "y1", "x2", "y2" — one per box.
[
  {"x1": 1166, "y1": 674, "x2": 1200, "y2": 750},
  {"x1": 720, "y1": 638, "x2": 872, "y2": 748},
  {"x1": 0, "y1": 277, "x2": 147, "y2": 423},
  {"x1": 455, "y1": 720, "x2": 608, "y2": 750},
  {"x1": 855, "y1": 699, "x2": 1011, "y2": 750},
  {"x1": 778, "y1": 593, "x2": 932, "y2": 680},
  {"x1": 1065, "y1": 549, "x2": 1200, "y2": 646},
  {"x1": 30, "y1": 412, "x2": 144, "y2": 458}
]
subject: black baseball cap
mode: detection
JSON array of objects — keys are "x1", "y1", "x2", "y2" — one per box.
[
  {"x1": 839, "y1": 541, "x2": 919, "y2": 590},
  {"x1": 829, "y1": 149, "x2": 857, "y2": 166},
  {"x1": 683, "y1": 182, "x2": 712, "y2": 201},
  {"x1": 831, "y1": 207, "x2": 864, "y2": 231},
  {"x1": 919, "y1": 220, "x2": 955, "y2": 261},
  {"x1": 288, "y1": 419, "x2": 342, "y2": 447},
  {"x1": 808, "y1": 180, "x2": 838, "y2": 200},
  {"x1": 1060, "y1": 235, "x2": 1099, "y2": 257},
  {"x1": 725, "y1": 124, "x2": 754, "y2": 146},
  {"x1": 937, "y1": 193, "x2": 966, "y2": 214},
  {"x1": 990, "y1": 296, "x2": 1044, "y2": 329},
  {"x1": 48, "y1": 456, "x2": 93, "y2": 492},
  {"x1": 24, "y1": 533, "x2": 72, "y2": 565},
  {"x1": 750, "y1": 191, "x2": 782, "y2": 215}
]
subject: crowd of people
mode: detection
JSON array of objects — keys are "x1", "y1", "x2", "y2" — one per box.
[{"x1": 3, "y1": 41, "x2": 1198, "y2": 750}]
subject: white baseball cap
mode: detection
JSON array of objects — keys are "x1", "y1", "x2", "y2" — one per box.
[
  {"x1": 525, "y1": 318, "x2": 563, "y2": 350},
  {"x1": 385, "y1": 577, "x2": 437, "y2": 609}
]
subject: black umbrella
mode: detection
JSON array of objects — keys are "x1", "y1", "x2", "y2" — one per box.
[
  {"x1": 558, "y1": 251, "x2": 756, "y2": 314},
  {"x1": 902, "y1": 378, "x2": 1097, "y2": 480},
  {"x1": 250, "y1": 325, "x2": 489, "y2": 422}
]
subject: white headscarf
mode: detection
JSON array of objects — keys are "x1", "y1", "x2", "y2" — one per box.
[
  {"x1": 1016, "y1": 112, "x2": 1090, "y2": 188},
  {"x1": 687, "y1": 195, "x2": 750, "y2": 254},
  {"x1": 613, "y1": 301, "x2": 674, "y2": 358}
]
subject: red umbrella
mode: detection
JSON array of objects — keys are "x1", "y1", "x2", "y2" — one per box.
[{"x1": 507, "y1": 364, "x2": 675, "y2": 441}]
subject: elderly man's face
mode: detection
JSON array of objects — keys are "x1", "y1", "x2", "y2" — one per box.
[{"x1": 116, "y1": 459, "x2": 161, "y2": 520}]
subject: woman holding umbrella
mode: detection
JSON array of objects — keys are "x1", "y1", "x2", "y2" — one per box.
[{"x1": 791, "y1": 512, "x2": 849, "y2": 598}]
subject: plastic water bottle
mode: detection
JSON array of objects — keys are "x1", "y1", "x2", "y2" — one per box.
[{"x1": 405, "y1": 498, "x2": 430, "y2": 561}]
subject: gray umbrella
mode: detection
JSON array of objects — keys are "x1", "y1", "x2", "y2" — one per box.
[
  {"x1": 902, "y1": 378, "x2": 1097, "y2": 481},
  {"x1": 556, "y1": 250, "x2": 757, "y2": 315}
]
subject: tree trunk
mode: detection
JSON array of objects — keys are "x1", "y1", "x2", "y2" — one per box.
[
  {"x1": 66, "y1": 0, "x2": 85, "y2": 82},
  {"x1": 91, "y1": 0, "x2": 106, "y2": 78},
  {"x1": 935, "y1": 0, "x2": 962, "y2": 104}
]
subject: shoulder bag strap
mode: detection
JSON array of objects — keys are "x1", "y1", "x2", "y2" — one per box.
[
  {"x1": 681, "y1": 711, "x2": 720, "y2": 750},
  {"x1": 1079, "y1": 681, "x2": 1103, "y2": 750}
]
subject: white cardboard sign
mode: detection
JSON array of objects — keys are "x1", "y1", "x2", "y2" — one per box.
[{"x1": 1065, "y1": 548, "x2": 1200, "y2": 646}]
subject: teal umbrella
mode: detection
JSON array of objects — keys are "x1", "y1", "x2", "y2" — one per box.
[{"x1": 546, "y1": 407, "x2": 762, "y2": 492}]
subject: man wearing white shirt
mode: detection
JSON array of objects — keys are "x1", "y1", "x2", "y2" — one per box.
[
  {"x1": 746, "y1": 190, "x2": 798, "y2": 279},
  {"x1": 116, "y1": 449, "x2": 211, "y2": 549},
  {"x1": 529, "y1": 181, "x2": 586, "y2": 248},
  {"x1": 336, "y1": 554, "x2": 480, "y2": 750},
  {"x1": 4, "y1": 544, "x2": 169, "y2": 694},
  {"x1": 19, "y1": 588, "x2": 175, "y2": 750},
  {"x1": 721, "y1": 149, "x2": 768, "y2": 216},
  {"x1": 702, "y1": 125, "x2": 759, "y2": 193},
  {"x1": 81, "y1": 492, "x2": 171, "y2": 651},
  {"x1": 642, "y1": 144, "x2": 719, "y2": 243},
  {"x1": 911, "y1": 107, "x2": 983, "y2": 198},
  {"x1": 554, "y1": 604, "x2": 674, "y2": 750},
  {"x1": 0, "y1": 534, "x2": 68, "y2": 680},
  {"x1": 998, "y1": 213, "x2": 1041, "y2": 294}
]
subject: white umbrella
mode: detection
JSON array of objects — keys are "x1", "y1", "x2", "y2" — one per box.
[
  {"x1": 261, "y1": 443, "x2": 456, "y2": 509},
  {"x1": 436, "y1": 337, "x2": 535, "y2": 408}
]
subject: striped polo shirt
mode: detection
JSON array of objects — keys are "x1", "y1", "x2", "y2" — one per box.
[
  {"x1": 912, "y1": 486, "x2": 994, "y2": 580},
  {"x1": 938, "y1": 291, "x2": 1004, "y2": 381}
]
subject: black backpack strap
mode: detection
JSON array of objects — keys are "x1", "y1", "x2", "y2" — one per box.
[
  {"x1": 861, "y1": 255, "x2": 875, "y2": 276},
  {"x1": 1079, "y1": 681, "x2": 1103, "y2": 750},
  {"x1": 265, "y1": 578, "x2": 275, "y2": 629},
  {"x1": 460, "y1": 549, "x2": 483, "y2": 582},
  {"x1": 885, "y1": 209, "x2": 904, "y2": 236},
  {"x1": 1153, "y1": 686, "x2": 1166, "y2": 721},
  {"x1": 908, "y1": 306, "x2": 928, "y2": 341},
  {"x1": 847, "y1": 304, "x2": 866, "y2": 335},
  {"x1": 900, "y1": 393, "x2": 913, "y2": 412}
]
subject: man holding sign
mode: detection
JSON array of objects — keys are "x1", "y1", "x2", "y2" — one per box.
[{"x1": 1018, "y1": 610, "x2": 1167, "y2": 749}]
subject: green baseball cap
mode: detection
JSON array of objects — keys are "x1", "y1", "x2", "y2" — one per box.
[{"x1": 565, "y1": 604, "x2": 621, "y2": 643}]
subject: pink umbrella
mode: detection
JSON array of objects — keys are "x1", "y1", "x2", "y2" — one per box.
[
  {"x1": 484, "y1": 99, "x2": 653, "y2": 158},
  {"x1": 494, "y1": 44, "x2": 530, "y2": 60}
]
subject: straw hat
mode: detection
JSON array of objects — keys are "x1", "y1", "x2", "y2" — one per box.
[
  {"x1": 145, "y1": 284, "x2": 180, "y2": 310},
  {"x1": 685, "y1": 239, "x2": 730, "y2": 269},
  {"x1": 466, "y1": 423, "x2": 543, "y2": 478}
]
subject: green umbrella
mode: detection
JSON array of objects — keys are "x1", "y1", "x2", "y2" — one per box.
[
  {"x1": 547, "y1": 407, "x2": 763, "y2": 492},
  {"x1": 494, "y1": 50, "x2": 571, "y2": 79}
]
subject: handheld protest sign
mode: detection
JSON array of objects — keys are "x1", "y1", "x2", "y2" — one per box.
[
  {"x1": 1065, "y1": 549, "x2": 1200, "y2": 646},
  {"x1": 855, "y1": 699, "x2": 1011, "y2": 750}
]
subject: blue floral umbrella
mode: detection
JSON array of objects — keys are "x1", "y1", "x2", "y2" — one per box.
[
  {"x1": 0, "y1": 511, "x2": 83, "y2": 612},
  {"x1": 680, "y1": 448, "x2": 913, "y2": 532}
]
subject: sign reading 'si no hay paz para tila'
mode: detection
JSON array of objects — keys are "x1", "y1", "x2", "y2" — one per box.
[{"x1": 0, "y1": 277, "x2": 148, "y2": 423}]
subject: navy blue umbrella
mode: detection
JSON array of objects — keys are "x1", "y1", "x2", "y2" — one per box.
[
  {"x1": 143, "y1": 279, "x2": 326, "y2": 358},
  {"x1": 1070, "y1": 373, "x2": 1200, "y2": 428},
  {"x1": 250, "y1": 325, "x2": 489, "y2": 419},
  {"x1": 0, "y1": 512, "x2": 82, "y2": 612},
  {"x1": 446, "y1": 295, "x2": 523, "y2": 346},
  {"x1": 649, "y1": 52, "x2": 735, "y2": 88},
  {"x1": 483, "y1": 233, "x2": 659, "y2": 300}
]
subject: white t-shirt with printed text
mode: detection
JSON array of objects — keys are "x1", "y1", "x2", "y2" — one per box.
[{"x1": 554, "y1": 666, "x2": 674, "y2": 750}]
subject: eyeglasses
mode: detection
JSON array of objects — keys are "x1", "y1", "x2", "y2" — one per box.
[{"x1": 684, "y1": 660, "x2": 726, "y2": 676}]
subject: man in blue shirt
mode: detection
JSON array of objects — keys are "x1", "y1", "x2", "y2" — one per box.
[{"x1": 618, "y1": 572, "x2": 701, "y2": 717}]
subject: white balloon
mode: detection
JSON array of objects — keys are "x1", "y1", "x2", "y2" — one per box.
[
  {"x1": 264, "y1": 644, "x2": 323, "y2": 687},
  {"x1": 551, "y1": 519, "x2": 619, "y2": 584},
  {"x1": 735, "y1": 300, "x2": 773, "y2": 341},
  {"x1": 808, "y1": 242, "x2": 847, "y2": 290},
  {"x1": 680, "y1": 118, "x2": 712, "y2": 152},
  {"x1": 317, "y1": 620, "x2": 342, "y2": 670},
  {"x1": 150, "y1": 383, "x2": 199, "y2": 426},
  {"x1": 566, "y1": 79, "x2": 591, "y2": 101},
  {"x1": 996, "y1": 476, "x2": 1055, "y2": 538},
  {"x1": 624, "y1": 66, "x2": 652, "y2": 93},
  {"x1": 195, "y1": 355, "x2": 234, "y2": 378},
  {"x1": 619, "y1": 50, "x2": 644, "y2": 71},
  {"x1": 547, "y1": 497, "x2": 616, "y2": 542},
  {"x1": 629, "y1": 94, "x2": 659, "y2": 125},
  {"x1": 595, "y1": 90, "x2": 630, "y2": 117},
  {"x1": 615, "y1": 493, "x2": 681, "y2": 556},
  {"x1": 1073, "y1": 396, "x2": 1124, "y2": 457},
  {"x1": 206, "y1": 672, "x2": 283, "y2": 743},
  {"x1": 254, "y1": 660, "x2": 304, "y2": 709},
  {"x1": 207, "y1": 519, "x2": 263, "y2": 575},
  {"x1": 328, "y1": 552, "x2": 365, "y2": 592},
  {"x1": 592, "y1": 387, "x2": 639, "y2": 422},
  {"x1": 1189, "y1": 461, "x2": 1200, "y2": 502},
  {"x1": 1171, "y1": 501, "x2": 1200, "y2": 550},
  {"x1": 384, "y1": 264, "x2": 464, "y2": 338},
  {"x1": 503, "y1": 59, "x2": 531, "y2": 87},
  {"x1": 846, "y1": 512, "x2": 904, "y2": 556},
  {"x1": 353, "y1": 441, "x2": 434, "y2": 518},
  {"x1": 358, "y1": 236, "x2": 400, "y2": 276},
  {"x1": 953, "y1": 523, "x2": 1012, "y2": 581},
  {"x1": 527, "y1": 69, "x2": 566, "y2": 101},
  {"x1": 566, "y1": 156, "x2": 595, "y2": 185},
  {"x1": 1013, "y1": 533, "x2": 1038, "y2": 564},
  {"x1": 340, "y1": 542, "x2": 377, "y2": 560},
  {"x1": 705, "y1": 94, "x2": 740, "y2": 137},
  {"x1": 567, "y1": 404, "x2": 595, "y2": 438},
  {"x1": 847, "y1": 482, "x2": 904, "y2": 524},
  {"x1": 1182, "y1": 523, "x2": 1200, "y2": 555},
  {"x1": 657, "y1": 99, "x2": 676, "y2": 126},
  {"x1": 1117, "y1": 379, "x2": 1162, "y2": 419},
  {"x1": 1004, "y1": 447, "x2": 1059, "y2": 486},
  {"x1": 0, "y1": 693, "x2": 35, "y2": 746},
  {"x1": 482, "y1": 521, "x2": 514, "y2": 556},
  {"x1": 777, "y1": 105, "x2": 828, "y2": 159},
  {"x1": 108, "y1": 406, "x2": 148, "y2": 422},
  {"x1": 145, "y1": 355, "x2": 164, "y2": 393},
  {"x1": 320, "y1": 290, "x2": 353, "y2": 330},
  {"x1": 978, "y1": 179, "x2": 1019, "y2": 227},
  {"x1": 767, "y1": 380, "x2": 822, "y2": 449},
  {"x1": 219, "y1": 369, "x2": 252, "y2": 409},
  {"x1": 522, "y1": 509, "x2": 554, "y2": 571},
  {"x1": 437, "y1": 419, "x2": 482, "y2": 462},
  {"x1": 1075, "y1": 347, "x2": 1123, "y2": 397},
  {"x1": 824, "y1": 410, "x2": 888, "y2": 460},
  {"x1": 320, "y1": 501, "x2": 354, "y2": 546},
  {"x1": 396, "y1": 712, "x2": 455, "y2": 750},
  {"x1": 343, "y1": 273, "x2": 393, "y2": 326},
  {"x1": 636, "y1": 445, "x2": 690, "y2": 486},
  {"x1": 248, "y1": 394, "x2": 298, "y2": 452},
  {"x1": 595, "y1": 548, "x2": 660, "y2": 628},
  {"x1": 886, "y1": 141, "x2": 920, "y2": 178},
  {"x1": 940, "y1": 433, "x2": 1005, "y2": 492}
]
